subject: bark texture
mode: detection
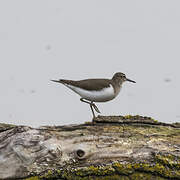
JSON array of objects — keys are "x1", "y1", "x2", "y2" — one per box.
[{"x1": 0, "y1": 115, "x2": 179, "y2": 180}]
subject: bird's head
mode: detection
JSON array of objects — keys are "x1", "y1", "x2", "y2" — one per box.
[{"x1": 112, "y1": 72, "x2": 136, "y2": 84}]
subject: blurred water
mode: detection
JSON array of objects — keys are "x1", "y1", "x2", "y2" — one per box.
[{"x1": 0, "y1": 1, "x2": 180, "y2": 127}]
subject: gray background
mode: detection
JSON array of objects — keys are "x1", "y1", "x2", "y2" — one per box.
[{"x1": 0, "y1": 0, "x2": 180, "y2": 127}]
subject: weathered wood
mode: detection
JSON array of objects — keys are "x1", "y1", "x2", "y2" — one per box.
[{"x1": 0, "y1": 115, "x2": 179, "y2": 180}]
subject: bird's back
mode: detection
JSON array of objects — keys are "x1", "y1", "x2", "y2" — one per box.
[{"x1": 60, "y1": 79, "x2": 111, "y2": 91}]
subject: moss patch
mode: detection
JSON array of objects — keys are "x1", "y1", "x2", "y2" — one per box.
[
  {"x1": 26, "y1": 153, "x2": 180, "y2": 180},
  {"x1": 25, "y1": 176, "x2": 40, "y2": 180}
]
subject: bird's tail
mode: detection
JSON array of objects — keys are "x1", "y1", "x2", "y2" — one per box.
[
  {"x1": 51, "y1": 79, "x2": 60, "y2": 83},
  {"x1": 51, "y1": 79, "x2": 70, "y2": 85}
]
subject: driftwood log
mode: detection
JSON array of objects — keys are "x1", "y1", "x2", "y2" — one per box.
[{"x1": 0, "y1": 115, "x2": 179, "y2": 180}]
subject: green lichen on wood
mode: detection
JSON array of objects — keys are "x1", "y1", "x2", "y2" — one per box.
[
  {"x1": 129, "y1": 172, "x2": 165, "y2": 180},
  {"x1": 26, "y1": 153, "x2": 180, "y2": 180},
  {"x1": 112, "y1": 154, "x2": 180, "y2": 179},
  {"x1": 155, "y1": 153, "x2": 180, "y2": 169},
  {"x1": 124, "y1": 114, "x2": 153, "y2": 120},
  {"x1": 122, "y1": 114, "x2": 159, "y2": 123},
  {"x1": 0, "y1": 123, "x2": 16, "y2": 132},
  {"x1": 25, "y1": 176, "x2": 40, "y2": 180}
]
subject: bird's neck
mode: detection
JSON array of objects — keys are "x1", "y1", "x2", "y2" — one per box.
[
  {"x1": 111, "y1": 79, "x2": 123, "y2": 96},
  {"x1": 112, "y1": 78, "x2": 123, "y2": 86}
]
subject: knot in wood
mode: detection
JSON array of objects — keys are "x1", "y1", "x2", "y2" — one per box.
[{"x1": 76, "y1": 149, "x2": 85, "y2": 159}]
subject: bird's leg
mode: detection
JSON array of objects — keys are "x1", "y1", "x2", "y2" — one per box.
[
  {"x1": 80, "y1": 98, "x2": 101, "y2": 113},
  {"x1": 80, "y1": 98, "x2": 101, "y2": 118},
  {"x1": 80, "y1": 98, "x2": 96, "y2": 118},
  {"x1": 80, "y1": 98, "x2": 91, "y2": 105},
  {"x1": 90, "y1": 103, "x2": 96, "y2": 119},
  {"x1": 91, "y1": 103, "x2": 101, "y2": 113}
]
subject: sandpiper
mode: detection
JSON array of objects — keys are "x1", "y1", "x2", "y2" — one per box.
[{"x1": 51, "y1": 72, "x2": 136, "y2": 118}]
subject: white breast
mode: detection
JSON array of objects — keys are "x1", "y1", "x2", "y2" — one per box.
[{"x1": 64, "y1": 84, "x2": 115, "y2": 102}]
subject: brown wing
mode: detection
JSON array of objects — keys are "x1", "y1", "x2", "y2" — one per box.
[{"x1": 59, "y1": 79, "x2": 111, "y2": 91}]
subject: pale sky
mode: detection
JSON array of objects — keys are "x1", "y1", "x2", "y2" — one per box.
[{"x1": 0, "y1": 0, "x2": 180, "y2": 127}]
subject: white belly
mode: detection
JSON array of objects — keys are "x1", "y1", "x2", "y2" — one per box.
[{"x1": 65, "y1": 84, "x2": 115, "y2": 102}]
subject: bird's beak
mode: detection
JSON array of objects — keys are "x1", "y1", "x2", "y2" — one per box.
[{"x1": 126, "y1": 78, "x2": 136, "y2": 83}]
